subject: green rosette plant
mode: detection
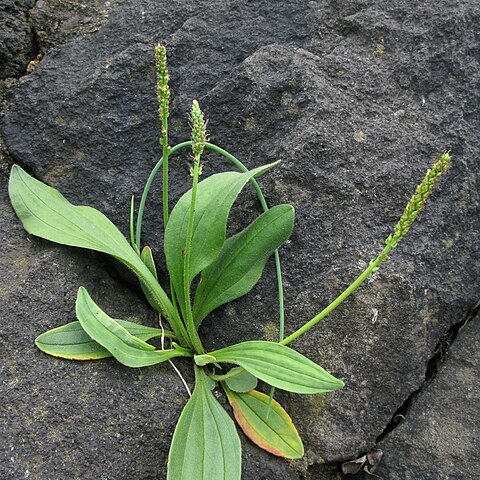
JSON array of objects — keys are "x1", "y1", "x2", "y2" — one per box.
[{"x1": 8, "y1": 45, "x2": 451, "y2": 479}]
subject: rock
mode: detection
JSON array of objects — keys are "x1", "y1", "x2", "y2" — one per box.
[
  {"x1": 377, "y1": 314, "x2": 480, "y2": 479},
  {"x1": 0, "y1": 0, "x2": 479, "y2": 478},
  {"x1": 203, "y1": 40, "x2": 479, "y2": 463},
  {"x1": 0, "y1": 0, "x2": 37, "y2": 78},
  {"x1": 29, "y1": 0, "x2": 126, "y2": 51}
]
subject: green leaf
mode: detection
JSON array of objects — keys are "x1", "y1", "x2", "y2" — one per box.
[
  {"x1": 164, "y1": 162, "x2": 278, "y2": 318},
  {"x1": 75, "y1": 286, "x2": 192, "y2": 368},
  {"x1": 224, "y1": 387, "x2": 304, "y2": 459},
  {"x1": 194, "y1": 354, "x2": 217, "y2": 366},
  {"x1": 140, "y1": 245, "x2": 159, "y2": 309},
  {"x1": 8, "y1": 165, "x2": 178, "y2": 328},
  {"x1": 225, "y1": 368, "x2": 258, "y2": 393},
  {"x1": 167, "y1": 367, "x2": 241, "y2": 480},
  {"x1": 35, "y1": 320, "x2": 173, "y2": 361},
  {"x1": 141, "y1": 245, "x2": 158, "y2": 278},
  {"x1": 195, "y1": 341, "x2": 344, "y2": 394},
  {"x1": 193, "y1": 204, "x2": 294, "y2": 327}
]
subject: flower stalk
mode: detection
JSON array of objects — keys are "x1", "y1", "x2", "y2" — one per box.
[
  {"x1": 183, "y1": 100, "x2": 207, "y2": 353},
  {"x1": 281, "y1": 152, "x2": 452, "y2": 346}
]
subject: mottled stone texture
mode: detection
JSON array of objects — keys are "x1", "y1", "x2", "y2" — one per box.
[
  {"x1": 29, "y1": 0, "x2": 126, "y2": 51},
  {"x1": 0, "y1": 173, "x2": 183, "y2": 479},
  {"x1": 0, "y1": 0, "x2": 479, "y2": 479}
]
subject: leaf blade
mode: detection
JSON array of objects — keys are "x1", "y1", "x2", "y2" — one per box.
[
  {"x1": 195, "y1": 341, "x2": 344, "y2": 394},
  {"x1": 193, "y1": 204, "x2": 294, "y2": 327},
  {"x1": 224, "y1": 387, "x2": 304, "y2": 459},
  {"x1": 35, "y1": 320, "x2": 173, "y2": 361},
  {"x1": 8, "y1": 165, "x2": 178, "y2": 328},
  {"x1": 164, "y1": 162, "x2": 278, "y2": 318},
  {"x1": 167, "y1": 368, "x2": 241, "y2": 480},
  {"x1": 75, "y1": 287, "x2": 191, "y2": 368},
  {"x1": 9, "y1": 165, "x2": 134, "y2": 257}
]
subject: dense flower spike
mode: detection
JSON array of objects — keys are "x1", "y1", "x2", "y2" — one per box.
[
  {"x1": 386, "y1": 152, "x2": 452, "y2": 249},
  {"x1": 155, "y1": 44, "x2": 170, "y2": 144},
  {"x1": 191, "y1": 100, "x2": 206, "y2": 158}
]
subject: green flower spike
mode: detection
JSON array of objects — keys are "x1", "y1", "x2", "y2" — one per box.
[
  {"x1": 281, "y1": 151, "x2": 452, "y2": 347},
  {"x1": 155, "y1": 44, "x2": 170, "y2": 144},
  {"x1": 386, "y1": 152, "x2": 452, "y2": 249},
  {"x1": 191, "y1": 99, "x2": 206, "y2": 159},
  {"x1": 182, "y1": 99, "x2": 209, "y2": 354}
]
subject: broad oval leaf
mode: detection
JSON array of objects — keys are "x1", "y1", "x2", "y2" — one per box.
[
  {"x1": 35, "y1": 320, "x2": 173, "y2": 361},
  {"x1": 8, "y1": 165, "x2": 178, "y2": 327},
  {"x1": 225, "y1": 368, "x2": 258, "y2": 393},
  {"x1": 195, "y1": 341, "x2": 344, "y2": 394},
  {"x1": 224, "y1": 387, "x2": 304, "y2": 459},
  {"x1": 76, "y1": 287, "x2": 192, "y2": 368},
  {"x1": 164, "y1": 162, "x2": 278, "y2": 318},
  {"x1": 193, "y1": 204, "x2": 294, "y2": 327},
  {"x1": 167, "y1": 367, "x2": 241, "y2": 480}
]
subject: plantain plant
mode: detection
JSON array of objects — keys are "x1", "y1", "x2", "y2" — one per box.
[{"x1": 8, "y1": 45, "x2": 451, "y2": 479}]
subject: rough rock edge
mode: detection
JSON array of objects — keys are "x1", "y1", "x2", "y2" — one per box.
[{"x1": 1, "y1": 0, "x2": 128, "y2": 179}]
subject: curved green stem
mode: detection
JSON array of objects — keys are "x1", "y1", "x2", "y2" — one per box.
[
  {"x1": 135, "y1": 141, "x2": 191, "y2": 252},
  {"x1": 204, "y1": 144, "x2": 287, "y2": 409},
  {"x1": 207, "y1": 368, "x2": 243, "y2": 382},
  {"x1": 136, "y1": 141, "x2": 286, "y2": 338},
  {"x1": 281, "y1": 244, "x2": 393, "y2": 346},
  {"x1": 162, "y1": 133, "x2": 170, "y2": 228},
  {"x1": 135, "y1": 141, "x2": 286, "y2": 353},
  {"x1": 203, "y1": 143, "x2": 286, "y2": 342}
]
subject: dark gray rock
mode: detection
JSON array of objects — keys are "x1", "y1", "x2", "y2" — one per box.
[
  {"x1": 29, "y1": 0, "x2": 127, "y2": 51},
  {"x1": 377, "y1": 314, "x2": 480, "y2": 479},
  {"x1": 0, "y1": 0, "x2": 37, "y2": 78},
  {"x1": 205, "y1": 40, "x2": 479, "y2": 463},
  {"x1": 0, "y1": 0, "x2": 479, "y2": 478}
]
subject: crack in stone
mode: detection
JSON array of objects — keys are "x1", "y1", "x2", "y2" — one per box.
[
  {"x1": 24, "y1": 4, "x2": 42, "y2": 73},
  {"x1": 0, "y1": 2, "x2": 44, "y2": 176},
  {"x1": 304, "y1": 297, "x2": 480, "y2": 478},
  {"x1": 375, "y1": 297, "x2": 480, "y2": 444}
]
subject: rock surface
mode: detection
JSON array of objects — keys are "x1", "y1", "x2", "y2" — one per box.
[
  {"x1": 378, "y1": 314, "x2": 480, "y2": 479},
  {"x1": 0, "y1": 0, "x2": 37, "y2": 79},
  {"x1": 0, "y1": 172, "x2": 183, "y2": 480},
  {"x1": 0, "y1": 0, "x2": 479, "y2": 479},
  {"x1": 29, "y1": 0, "x2": 126, "y2": 51}
]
